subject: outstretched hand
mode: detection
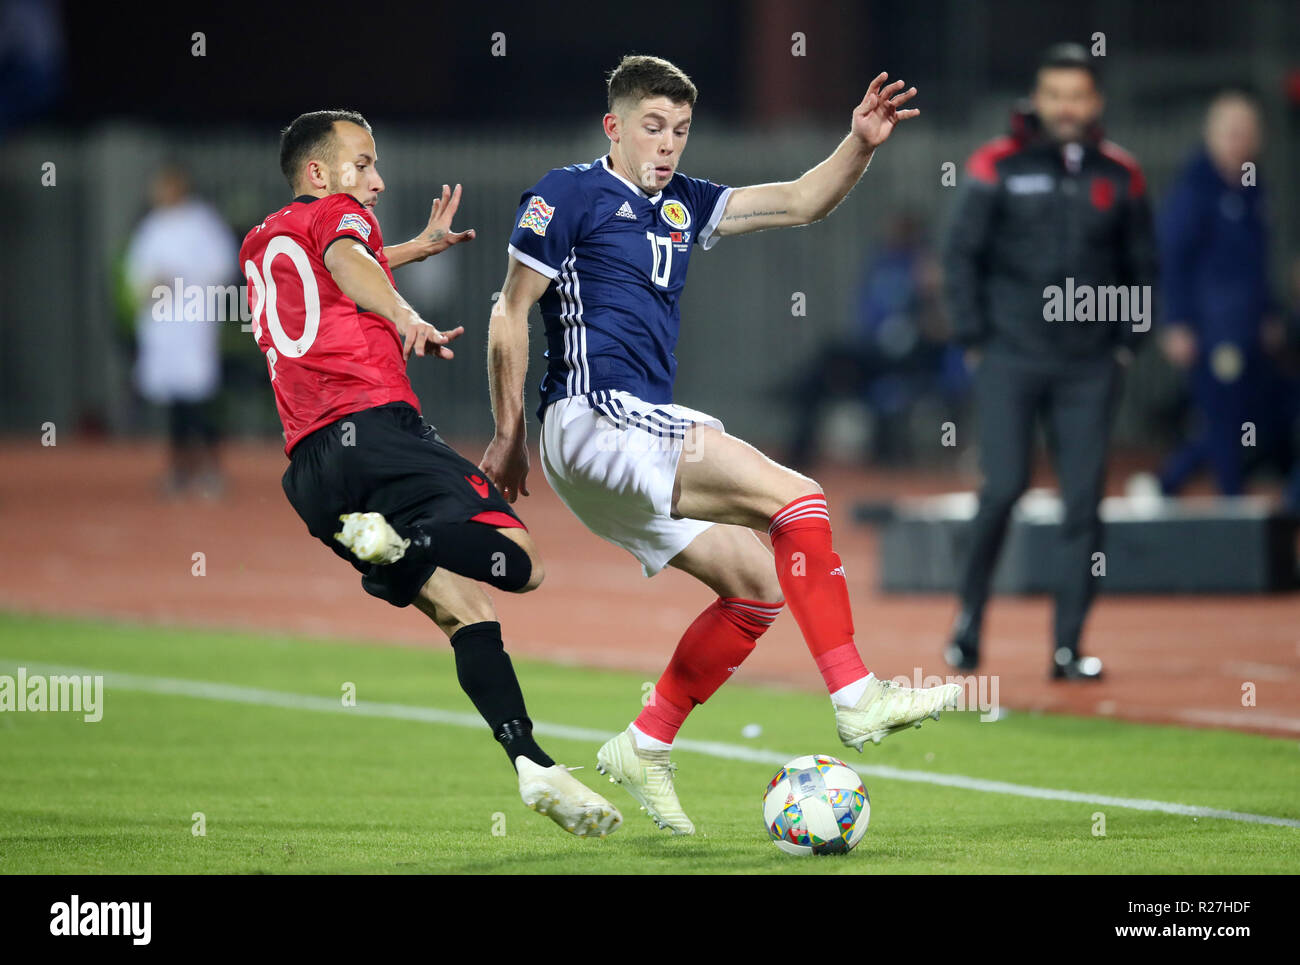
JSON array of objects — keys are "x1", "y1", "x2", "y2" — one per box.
[
  {"x1": 418, "y1": 183, "x2": 476, "y2": 257},
  {"x1": 852, "y1": 72, "x2": 919, "y2": 149},
  {"x1": 402, "y1": 318, "x2": 464, "y2": 361}
]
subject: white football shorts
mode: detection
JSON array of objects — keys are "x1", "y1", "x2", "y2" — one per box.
[{"x1": 539, "y1": 389, "x2": 723, "y2": 577}]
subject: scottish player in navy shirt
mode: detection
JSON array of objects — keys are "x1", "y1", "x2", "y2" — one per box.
[
  {"x1": 483, "y1": 55, "x2": 960, "y2": 834},
  {"x1": 503, "y1": 150, "x2": 730, "y2": 408}
]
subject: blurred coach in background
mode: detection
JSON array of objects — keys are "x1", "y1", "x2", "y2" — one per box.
[{"x1": 941, "y1": 43, "x2": 1156, "y2": 680}]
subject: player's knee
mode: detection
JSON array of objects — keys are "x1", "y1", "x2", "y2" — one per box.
[
  {"x1": 496, "y1": 529, "x2": 543, "y2": 593},
  {"x1": 720, "y1": 539, "x2": 785, "y2": 602},
  {"x1": 763, "y1": 471, "x2": 824, "y2": 521},
  {"x1": 781, "y1": 470, "x2": 823, "y2": 504},
  {"x1": 734, "y1": 570, "x2": 783, "y2": 603},
  {"x1": 516, "y1": 532, "x2": 545, "y2": 591},
  {"x1": 515, "y1": 550, "x2": 545, "y2": 592}
]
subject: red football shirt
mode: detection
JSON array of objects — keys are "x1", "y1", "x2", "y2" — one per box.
[{"x1": 240, "y1": 193, "x2": 420, "y2": 454}]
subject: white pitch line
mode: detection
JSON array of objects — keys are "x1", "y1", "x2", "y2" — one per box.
[{"x1": 7, "y1": 659, "x2": 1300, "y2": 830}]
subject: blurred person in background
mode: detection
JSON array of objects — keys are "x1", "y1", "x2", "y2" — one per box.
[
  {"x1": 125, "y1": 164, "x2": 238, "y2": 498},
  {"x1": 941, "y1": 43, "x2": 1155, "y2": 680},
  {"x1": 1156, "y1": 92, "x2": 1284, "y2": 500},
  {"x1": 785, "y1": 212, "x2": 967, "y2": 469}
]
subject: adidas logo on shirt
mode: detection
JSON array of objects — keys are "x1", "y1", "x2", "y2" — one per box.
[{"x1": 615, "y1": 201, "x2": 637, "y2": 220}]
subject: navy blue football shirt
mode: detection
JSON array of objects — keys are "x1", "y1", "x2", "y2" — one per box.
[{"x1": 507, "y1": 155, "x2": 732, "y2": 415}]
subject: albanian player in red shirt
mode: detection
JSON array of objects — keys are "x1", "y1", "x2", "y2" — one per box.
[{"x1": 240, "y1": 110, "x2": 620, "y2": 837}]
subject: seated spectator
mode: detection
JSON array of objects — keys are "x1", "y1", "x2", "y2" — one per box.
[{"x1": 785, "y1": 212, "x2": 967, "y2": 468}]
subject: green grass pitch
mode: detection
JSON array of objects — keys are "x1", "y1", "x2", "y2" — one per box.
[{"x1": 1, "y1": 611, "x2": 1297, "y2": 874}]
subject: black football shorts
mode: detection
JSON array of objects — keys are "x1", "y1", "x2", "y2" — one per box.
[{"x1": 282, "y1": 402, "x2": 524, "y2": 606}]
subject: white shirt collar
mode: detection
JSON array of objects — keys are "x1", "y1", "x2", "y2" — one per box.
[
  {"x1": 1062, "y1": 142, "x2": 1084, "y2": 174},
  {"x1": 599, "y1": 155, "x2": 663, "y2": 204}
]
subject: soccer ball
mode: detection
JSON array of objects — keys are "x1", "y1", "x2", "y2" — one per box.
[{"x1": 762, "y1": 754, "x2": 870, "y2": 856}]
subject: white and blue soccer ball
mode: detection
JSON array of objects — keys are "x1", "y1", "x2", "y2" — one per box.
[{"x1": 762, "y1": 754, "x2": 870, "y2": 856}]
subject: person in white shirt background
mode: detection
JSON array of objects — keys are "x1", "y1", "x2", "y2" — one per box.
[{"x1": 125, "y1": 164, "x2": 238, "y2": 498}]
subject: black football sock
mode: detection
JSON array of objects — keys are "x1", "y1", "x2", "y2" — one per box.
[
  {"x1": 404, "y1": 523, "x2": 532, "y2": 592},
  {"x1": 449, "y1": 621, "x2": 554, "y2": 771}
]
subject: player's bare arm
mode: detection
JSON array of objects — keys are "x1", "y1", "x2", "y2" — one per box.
[
  {"x1": 480, "y1": 256, "x2": 550, "y2": 502},
  {"x1": 323, "y1": 239, "x2": 464, "y2": 360},
  {"x1": 384, "y1": 183, "x2": 477, "y2": 269},
  {"x1": 715, "y1": 73, "x2": 918, "y2": 237}
]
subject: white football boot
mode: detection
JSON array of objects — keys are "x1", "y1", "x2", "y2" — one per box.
[
  {"x1": 516, "y1": 757, "x2": 623, "y2": 838},
  {"x1": 835, "y1": 675, "x2": 962, "y2": 751},
  {"x1": 595, "y1": 729, "x2": 695, "y2": 835},
  {"x1": 334, "y1": 512, "x2": 410, "y2": 564}
]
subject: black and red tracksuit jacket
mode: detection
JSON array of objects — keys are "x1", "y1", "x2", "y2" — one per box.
[{"x1": 942, "y1": 108, "x2": 1157, "y2": 360}]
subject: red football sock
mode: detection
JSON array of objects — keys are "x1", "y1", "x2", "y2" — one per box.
[
  {"x1": 633, "y1": 597, "x2": 783, "y2": 744},
  {"x1": 769, "y1": 494, "x2": 869, "y2": 692}
]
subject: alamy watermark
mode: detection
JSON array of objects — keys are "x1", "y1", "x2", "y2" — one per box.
[
  {"x1": 1043, "y1": 277, "x2": 1151, "y2": 333},
  {"x1": 50, "y1": 895, "x2": 150, "y2": 944},
  {"x1": 0, "y1": 668, "x2": 103, "y2": 722},
  {"x1": 890, "y1": 668, "x2": 1001, "y2": 722},
  {"x1": 150, "y1": 278, "x2": 253, "y2": 329}
]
